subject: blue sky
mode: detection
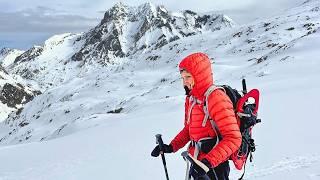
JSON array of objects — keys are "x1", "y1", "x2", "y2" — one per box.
[{"x1": 0, "y1": 0, "x2": 304, "y2": 50}]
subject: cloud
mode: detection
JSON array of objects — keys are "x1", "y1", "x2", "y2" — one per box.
[
  {"x1": 0, "y1": 6, "x2": 100, "y2": 50},
  {"x1": 0, "y1": 6, "x2": 99, "y2": 33}
]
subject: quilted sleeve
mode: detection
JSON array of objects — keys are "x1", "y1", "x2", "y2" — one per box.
[
  {"x1": 170, "y1": 96, "x2": 191, "y2": 152},
  {"x1": 204, "y1": 90, "x2": 242, "y2": 167}
]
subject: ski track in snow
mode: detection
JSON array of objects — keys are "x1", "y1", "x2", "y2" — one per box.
[{"x1": 245, "y1": 155, "x2": 320, "y2": 179}]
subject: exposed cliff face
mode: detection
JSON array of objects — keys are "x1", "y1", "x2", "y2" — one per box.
[
  {"x1": 0, "y1": 64, "x2": 41, "y2": 121},
  {"x1": 0, "y1": 83, "x2": 40, "y2": 108}
]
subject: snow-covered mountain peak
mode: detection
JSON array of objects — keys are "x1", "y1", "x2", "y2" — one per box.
[
  {"x1": 135, "y1": 2, "x2": 166, "y2": 19},
  {"x1": 71, "y1": 3, "x2": 235, "y2": 63},
  {"x1": 101, "y1": 2, "x2": 129, "y2": 24}
]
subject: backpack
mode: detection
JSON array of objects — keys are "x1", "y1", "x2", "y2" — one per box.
[{"x1": 203, "y1": 79, "x2": 261, "y2": 179}]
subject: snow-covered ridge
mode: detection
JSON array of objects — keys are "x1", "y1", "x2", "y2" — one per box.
[
  {"x1": 7, "y1": 33, "x2": 83, "y2": 90},
  {"x1": 0, "y1": 48, "x2": 24, "y2": 68}
]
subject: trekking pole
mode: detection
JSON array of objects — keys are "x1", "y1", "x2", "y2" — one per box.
[
  {"x1": 181, "y1": 151, "x2": 211, "y2": 180},
  {"x1": 242, "y1": 79, "x2": 247, "y2": 94},
  {"x1": 155, "y1": 134, "x2": 170, "y2": 180}
]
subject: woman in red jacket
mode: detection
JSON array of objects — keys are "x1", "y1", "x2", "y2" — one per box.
[{"x1": 152, "y1": 52, "x2": 241, "y2": 180}]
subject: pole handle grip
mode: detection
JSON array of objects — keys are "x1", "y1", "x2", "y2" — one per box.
[{"x1": 156, "y1": 134, "x2": 164, "y2": 151}]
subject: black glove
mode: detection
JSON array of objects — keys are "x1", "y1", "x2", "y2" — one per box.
[
  {"x1": 189, "y1": 158, "x2": 211, "y2": 180},
  {"x1": 151, "y1": 144, "x2": 173, "y2": 157}
]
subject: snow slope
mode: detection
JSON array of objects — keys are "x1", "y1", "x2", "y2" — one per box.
[
  {"x1": 0, "y1": 48, "x2": 24, "y2": 68},
  {"x1": 0, "y1": 0, "x2": 319, "y2": 179}
]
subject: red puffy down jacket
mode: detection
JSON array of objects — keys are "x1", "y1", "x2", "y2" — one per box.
[{"x1": 170, "y1": 52, "x2": 241, "y2": 167}]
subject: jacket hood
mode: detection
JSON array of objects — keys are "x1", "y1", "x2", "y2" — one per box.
[{"x1": 179, "y1": 52, "x2": 214, "y2": 99}]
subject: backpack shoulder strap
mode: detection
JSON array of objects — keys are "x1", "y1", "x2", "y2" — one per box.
[
  {"x1": 202, "y1": 85, "x2": 225, "y2": 139},
  {"x1": 187, "y1": 96, "x2": 202, "y2": 124}
]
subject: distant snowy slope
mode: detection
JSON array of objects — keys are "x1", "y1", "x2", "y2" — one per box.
[{"x1": 8, "y1": 33, "x2": 84, "y2": 90}]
